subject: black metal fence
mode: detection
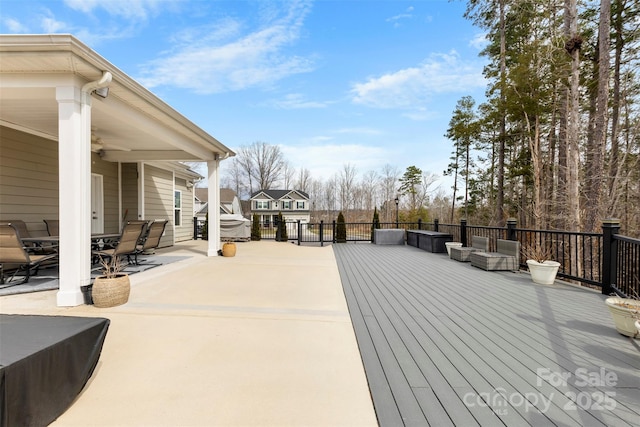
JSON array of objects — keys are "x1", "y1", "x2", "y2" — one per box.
[{"x1": 195, "y1": 217, "x2": 639, "y2": 298}]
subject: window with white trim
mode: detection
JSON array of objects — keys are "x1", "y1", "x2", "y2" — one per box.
[
  {"x1": 256, "y1": 200, "x2": 269, "y2": 209},
  {"x1": 174, "y1": 190, "x2": 182, "y2": 226},
  {"x1": 282, "y1": 200, "x2": 292, "y2": 209},
  {"x1": 296, "y1": 201, "x2": 305, "y2": 209}
]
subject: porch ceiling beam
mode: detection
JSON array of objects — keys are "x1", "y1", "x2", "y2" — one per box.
[{"x1": 100, "y1": 150, "x2": 201, "y2": 162}]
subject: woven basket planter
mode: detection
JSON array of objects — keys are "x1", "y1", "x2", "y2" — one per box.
[{"x1": 92, "y1": 274, "x2": 130, "y2": 308}]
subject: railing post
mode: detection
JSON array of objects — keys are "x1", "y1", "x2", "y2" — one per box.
[
  {"x1": 320, "y1": 220, "x2": 324, "y2": 247},
  {"x1": 507, "y1": 218, "x2": 517, "y2": 241},
  {"x1": 434, "y1": 218, "x2": 439, "y2": 232},
  {"x1": 297, "y1": 220, "x2": 301, "y2": 246},
  {"x1": 193, "y1": 216, "x2": 198, "y2": 240},
  {"x1": 601, "y1": 219, "x2": 620, "y2": 295},
  {"x1": 418, "y1": 218, "x2": 422, "y2": 230},
  {"x1": 460, "y1": 219, "x2": 467, "y2": 247},
  {"x1": 332, "y1": 220, "x2": 336, "y2": 244}
]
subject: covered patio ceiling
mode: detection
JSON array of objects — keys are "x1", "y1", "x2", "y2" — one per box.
[{"x1": 0, "y1": 34, "x2": 234, "y2": 162}]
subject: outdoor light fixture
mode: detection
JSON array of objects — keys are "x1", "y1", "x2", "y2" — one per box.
[
  {"x1": 395, "y1": 197, "x2": 399, "y2": 229},
  {"x1": 94, "y1": 86, "x2": 109, "y2": 98}
]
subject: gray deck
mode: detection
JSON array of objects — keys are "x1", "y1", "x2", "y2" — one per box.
[{"x1": 334, "y1": 244, "x2": 640, "y2": 427}]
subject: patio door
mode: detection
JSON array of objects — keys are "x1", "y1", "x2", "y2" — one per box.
[{"x1": 91, "y1": 174, "x2": 104, "y2": 234}]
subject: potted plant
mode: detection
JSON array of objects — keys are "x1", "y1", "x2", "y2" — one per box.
[
  {"x1": 222, "y1": 240, "x2": 236, "y2": 257},
  {"x1": 605, "y1": 290, "x2": 640, "y2": 338},
  {"x1": 524, "y1": 241, "x2": 560, "y2": 285},
  {"x1": 92, "y1": 255, "x2": 130, "y2": 308}
]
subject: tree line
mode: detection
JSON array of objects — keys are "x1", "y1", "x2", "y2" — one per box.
[
  {"x1": 220, "y1": 141, "x2": 443, "y2": 224},
  {"x1": 218, "y1": 0, "x2": 639, "y2": 238},
  {"x1": 447, "y1": 0, "x2": 639, "y2": 236}
]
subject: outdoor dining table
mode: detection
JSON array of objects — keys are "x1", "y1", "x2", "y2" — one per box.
[{"x1": 22, "y1": 233, "x2": 121, "y2": 250}]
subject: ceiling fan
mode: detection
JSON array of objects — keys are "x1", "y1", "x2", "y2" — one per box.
[{"x1": 90, "y1": 133, "x2": 131, "y2": 152}]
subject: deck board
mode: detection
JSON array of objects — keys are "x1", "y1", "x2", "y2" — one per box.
[{"x1": 334, "y1": 243, "x2": 640, "y2": 427}]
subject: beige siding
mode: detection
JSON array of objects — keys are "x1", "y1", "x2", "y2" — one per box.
[
  {"x1": 144, "y1": 165, "x2": 173, "y2": 247},
  {"x1": 0, "y1": 126, "x2": 57, "y2": 236},
  {"x1": 91, "y1": 154, "x2": 119, "y2": 233},
  {"x1": 121, "y1": 163, "x2": 139, "y2": 226},
  {"x1": 174, "y1": 177, "x2": 194, "y2": 242}
]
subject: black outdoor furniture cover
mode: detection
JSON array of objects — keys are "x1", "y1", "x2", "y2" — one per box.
[{"x1": 0, "y1": 314, "x2": 110, "y2": 427}]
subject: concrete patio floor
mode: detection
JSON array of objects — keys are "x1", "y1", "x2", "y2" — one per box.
[{"x1": 0, "y1": 240, "x2": 378, "y2": 426}]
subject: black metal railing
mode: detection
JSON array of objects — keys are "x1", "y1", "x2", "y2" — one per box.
[{"x1": 195, "y1": 216, "x2": 639, "y2": 297}]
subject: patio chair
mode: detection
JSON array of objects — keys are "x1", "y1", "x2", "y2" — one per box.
[
  {"x1": 450, "y1": 236, "x2": 489, "y2": 262},
  {"x1": 0, "y1": 223, "x2": 58, "y2": 286},
  {"x1": 127, "y1": 220, "x2": 150, "y2": 244},
  {"x1": 133, "y1": 220, "x2": 168, "y2": 265},
  {"x1": 43, "y1": 219, "x2": 59, "y2": 236},
  {"x1": 92, "y1": 222, "x2": 146, "y2": 267},
  {"x1": 0, "y1": 219, "x2": 56, "y2": 254}
]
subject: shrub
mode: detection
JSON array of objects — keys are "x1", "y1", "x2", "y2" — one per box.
[
  {"x1": 251, "y1": 214, "x2": 261, "y2": 241},
  {"x1": 336, "y1": 212, "x2": 347, "y2": 243},
  {"x1": 370, "y1": 207, "x2": 380, "y2": 242},
  {"x1": 201, "y1": 213, "x2": 208, "y2": 240},
  {"x1": 276, "y1": 212, "x2": 288, "y2": 242}
]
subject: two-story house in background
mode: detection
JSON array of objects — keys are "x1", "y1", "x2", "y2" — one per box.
[{"x1": 250, "y1": 189, "x2": 310, "y2": 226}]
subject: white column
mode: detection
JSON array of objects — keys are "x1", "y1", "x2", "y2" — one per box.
[
  {"x1": 56, "y1": 86, "x2": 92, "y2": 306},
  {"x1": 207, "y1": 158, "x2": 220, "y2": 256}
]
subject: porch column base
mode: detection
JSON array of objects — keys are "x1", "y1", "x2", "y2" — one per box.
[{"x1": 57, "y1": 289, "x2": 85, "y2": 307}]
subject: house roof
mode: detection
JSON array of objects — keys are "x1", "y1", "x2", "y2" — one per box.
[
  {"x1": 220, "y1": 188, "x2": 237, "y2": 204},
  {"x1": 195, "y1": 188, "x2": 237, "y2": 204},
  {"x1": 195, "y1": 188, "x2": 208, "y2": 203},
  {"x1": 0, "y1": 34, "x2": 235, "y2": 163},
  {"x1": 250, "y1": 189, "x2": 309, "y2": 200}
]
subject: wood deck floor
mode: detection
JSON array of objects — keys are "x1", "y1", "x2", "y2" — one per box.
[{"x1": 333, "y1": 243, "x2": 640, "y2": 427}]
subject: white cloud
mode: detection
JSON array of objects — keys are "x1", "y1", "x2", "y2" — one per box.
[
  {"x1": 469, "y1": 32, "x2": 488, "y2": 50},
  {"x1": 40, "y1": 14, "x2": 68, "y2": 33},
  {"x1": 63, "y1": 0, "x2": 169, "y2": 21},
  {"x1": 333, "y1": 127, "x2": 382, "y2": 136},
  {"x1": 2, "y1": 17, "x2": 28, "y2": 32},
  {"x1": 138, "y1": 0, "x2": 314, "y2": 94},
  {"x1": 272, "y1": 93, "x2": 328, "y2": 109},
  {"x1": 386, "y1": 6, "x2": 414, "y2": 27},
  {"x1": 350, "y1": 51, "x2": 485, "y2": 110},
  {"x1": 282, "y1": 143, "x2": 389, "y2": 179}
]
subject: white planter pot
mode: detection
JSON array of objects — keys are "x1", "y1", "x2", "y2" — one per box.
[
  {"x1": 526, "y1": 260, "x2": 560, "y2": 285},
  {"x1": 445, "y1": 242, "x2": 463, "y2": 257},
  {"x1": 605, "y1": 297, "x2": 640, "y2": 338}
]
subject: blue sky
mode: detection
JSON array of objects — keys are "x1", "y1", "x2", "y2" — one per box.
[{"x1": 0, "y1": 0, "x2": 488, "y2": 192}]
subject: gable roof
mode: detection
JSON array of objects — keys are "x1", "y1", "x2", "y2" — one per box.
[
  {"x1": 194, "y1": 188, "x2": 208, "y2": 202},
  {"x1": 195, "y1": 188, "x2": 237, "y2": 204},
  {"x1": 220, "y1": 188, "x2": 237, "y2": 204},
  {"x1": 250, "y1": 189, "x2": 309, "y2": 200}
]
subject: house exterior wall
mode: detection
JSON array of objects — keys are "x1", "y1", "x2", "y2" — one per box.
[
  {"x1": 250, "y1": 191, "x2": 311, "y2": 225},
  {"x1": 91, "y1": 153, "x2": 119, "y2": 233},
  {"x1": 0, "y1": 126, "x2": 194, "y2": 246},
  {"x1": 174, "y1": 176, "x2": 194, "y2": 242},
  {"x1": 121, "y1": 163, "x2": 139, "y2": 226},
  {"x1": 144, "y1": 164, "x2": 174, "y2": 247},
  {"x1": 0, "y1": 126, "x2": 57, "y2": 236}
]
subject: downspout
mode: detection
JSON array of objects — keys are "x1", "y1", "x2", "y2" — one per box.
[{"x1": 82, "y1": 71, "x2": 112, "y2": 98}]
